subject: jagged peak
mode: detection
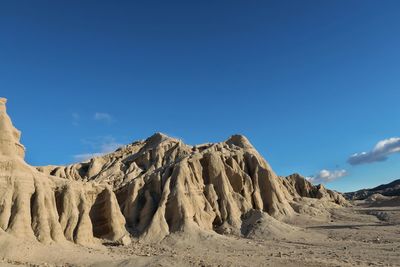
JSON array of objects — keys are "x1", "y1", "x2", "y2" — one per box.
[
  {"x1": 0, "y1": 97, "x2": 25, "y2": 159},
  {"x1": 225, "y1": 134, "x2": 254, "y2": 149},
  {"x1": 286, "y1": 173, "x2": 308, "y2": 181},
  {"x1": 0, "y1": 98, "x2": 7, "y2": 113},
  {"x1": 287, "y1": 173, "x2": 302, "y2": 178},
  {"x1": 148, "y1": 132, "x2": 171, "y2": 140},
  {"x1": 144, "y1": 132, "x2": 180, "y2": 145}
]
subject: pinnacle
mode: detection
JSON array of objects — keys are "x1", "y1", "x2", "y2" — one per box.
[
  {"x1": 0, "y1": 97, "x2": 25, "y2": 158},
  {"x1": 145, "y1": 132, "x2": 177, "y2": 145},
  {"x1": 225, "y1": 134, "x2": 253, "y2": 149}
]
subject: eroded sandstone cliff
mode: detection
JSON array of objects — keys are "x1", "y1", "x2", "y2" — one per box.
[
  {"x1": 0, "y1": 98, "x2": 128, "y2": 246},
  {"x1": 0, "y1": 98, "x2": 347, "y2": 246},
  {"x1": 37, "y1": 128, "x2": 347, "y2": 242}
]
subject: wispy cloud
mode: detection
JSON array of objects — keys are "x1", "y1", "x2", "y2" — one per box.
[
  {"x1": 94, "y1": 112, "x2": 113, "y2": 123},
  {"x1": 72, "y1": 112, "x2": 80, "y2": 126},
  {"x1": 307, "y1": 169, "x2": 348, "y2": 184},
  {"x1": 73, "y1": 152, "x2": 104, "y2": 162},
  {"x1": 348, "y1": 137, "x2": 400, "y2": 165},
  {"x1": 73, "y1": 136, "x2": 123, "y2": 162}
]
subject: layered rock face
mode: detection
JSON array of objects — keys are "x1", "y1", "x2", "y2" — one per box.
[
  {"x1": 0, "y1": 98, "x2": 127, "y2": 245},
  {"x1": 38, "y1": 133, "x2": 347, "y2": 242},
  {"x1": 1, "y1": 97, "x2": 347, "y2": 245}
]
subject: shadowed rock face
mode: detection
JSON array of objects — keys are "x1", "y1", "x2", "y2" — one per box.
[
  {"x1": 0, "y1": 98, "x2": 127, "y2": 246},
  {"x1": 1, "y1": 97, "x2": 348, "y2": 245}
]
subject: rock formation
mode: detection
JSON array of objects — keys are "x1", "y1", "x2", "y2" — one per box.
[
  {"x1": 0, "y1": 98, "x2": 128, "y2": 246},
  {"x1": 0, "y1": 97, "x2": 348, "y2": 246},
  {"x1": 37, "y1": 131, "x2": 347, "y2": 242},
  {"x1": 283, "y1": 173, "x2": 347, "y2": 205}
]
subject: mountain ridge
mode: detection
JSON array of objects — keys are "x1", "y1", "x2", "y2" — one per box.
[{"x1": 344, "y1": 179, "x2": 400, "y2": 200}]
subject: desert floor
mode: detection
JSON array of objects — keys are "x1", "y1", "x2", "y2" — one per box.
[{"x1": 1, "y1": 200, "x2": 399, "y2": 267}]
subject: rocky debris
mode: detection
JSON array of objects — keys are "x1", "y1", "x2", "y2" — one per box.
[{"x1": 240, "y1": 209, "x2": 299, "y2": 239}]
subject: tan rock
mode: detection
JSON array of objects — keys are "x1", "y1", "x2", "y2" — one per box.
[
  {"x1": 38, "y1": 132, "x2": 347, "y2": 242},
  {"x1": 1, "y1": 97, "x2": 348, "y2": 246},
  {"x1": 0, "y1": 98, "x2": 127, "y2": 246}
]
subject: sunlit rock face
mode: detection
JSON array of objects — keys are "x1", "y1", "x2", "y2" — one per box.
[
  {"x1": 0, "y1": 98, "x2": 128, "y2": 246},
  {"x1": 38, "y1": 131, "x2": 348, "y2": 243},
  {"x1": 0, "y1": 98, "x2": 25, "y2": 159},
  {"x1": 0, "y1": 97, "x2": 347, "y2": 246}
]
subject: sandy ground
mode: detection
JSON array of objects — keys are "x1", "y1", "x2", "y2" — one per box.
[{"x1": 1, "y1": 200, "x2": 399, "y2": 267}]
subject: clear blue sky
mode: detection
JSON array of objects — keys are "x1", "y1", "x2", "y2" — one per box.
[{"x1": 1, "y1": 1, "x2": 399, "y2": 192}]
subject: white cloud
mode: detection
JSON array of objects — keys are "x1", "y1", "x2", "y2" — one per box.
[
  {"x1": 94, "y1": 112, "x2": 113, "y2": 123},
  {"x1": 348, "y1": 137, "x2": 400, "y2": 165},
  {"x1": 73, "y1": 136, "x2": 123, "y2": 162},
  {"x1": 72, "y1": 112, "x2": 80, "y2": 126},
  {"x1": 73, "y1": 152, "x2": 104, "y2": 162},
  {"x1": 307, "y1": 169, "x2": 348, "y2": 184}
]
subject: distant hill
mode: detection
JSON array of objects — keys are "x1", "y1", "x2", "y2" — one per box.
[{"x1": 344, "y1": 179, "x2": 400, "y2": 200}]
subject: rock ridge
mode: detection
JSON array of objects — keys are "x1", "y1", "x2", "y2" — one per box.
[{"x1": 1, "y1": 97, "x2": 348, "y2": 246}]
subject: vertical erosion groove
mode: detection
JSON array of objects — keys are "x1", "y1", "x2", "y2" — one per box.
[{"x1": 89, "y1": 189, "x2": 111, "y2": 238}]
